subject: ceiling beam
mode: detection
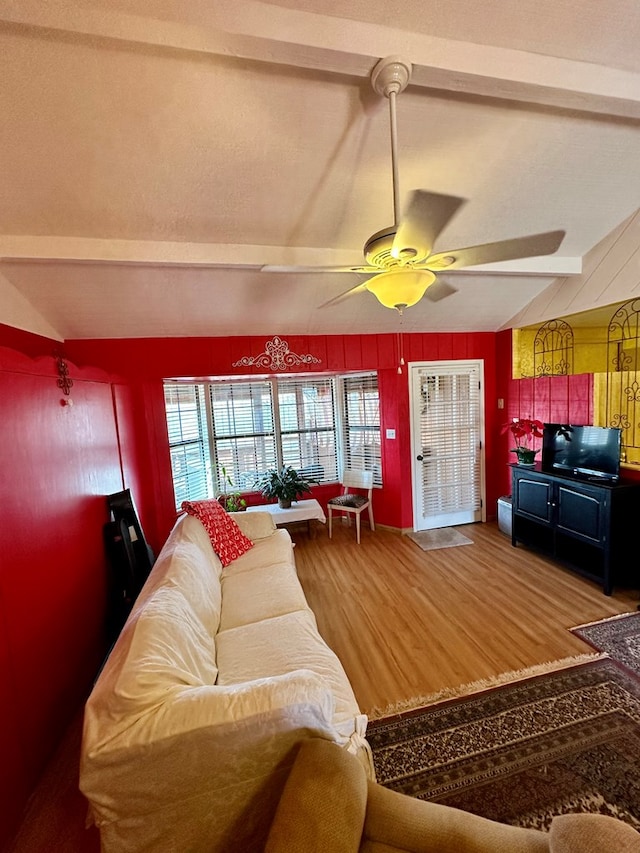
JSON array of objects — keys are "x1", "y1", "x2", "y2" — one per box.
[
  {"x1": 3, "y1": 0, "x2": 640, "y2": 119},
  {"x1": 0, "y1": 235, "x2": 582, "y2": 276}
]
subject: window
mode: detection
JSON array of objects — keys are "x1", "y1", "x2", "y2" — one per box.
[
  {"x1": 164, "y1": 372, "x2": 381, "y2": 508},
  {"x1": 278, "y1": 377, "x2": 337, "y2": 484},
  {"x1": 210, "y1": 381, "x2": 277, "y2": 491},
  {"x1": 164, "y1": 384, "x2": 211, "y2": 505},
  {"x1": 341, "y1": 374, "x2": 382, "y2": 486}
]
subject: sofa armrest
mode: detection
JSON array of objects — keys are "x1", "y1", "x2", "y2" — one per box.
[
  {"x1": 365, "y1": 783, "x2": 548, "y2": 853},
  {"x1": 265, "y1": 738, "x2": 367, "y2": 853},
  {"x1": 81, "y1": 671, "x2": 342, "y2": 837},
  {"x1": 548, "y1": 813, "x2": 640, "y2": 852},
  {"x1": 83, "y1": 669, "x2": 335, "y2": 755},
  {"x1": 265, "y1": 738, "x2": 549, "y2": 853}
]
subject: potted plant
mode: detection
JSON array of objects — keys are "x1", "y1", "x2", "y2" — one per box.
[
  {"x1": 502, "y1": 418, "x2": 544, "y2": 466},
  {"x1": 218, "y1": 466, "x2": 247, "y2": 512},
  {"x1": 254, "y1": 465, "x2": 319, "y2": 509}
]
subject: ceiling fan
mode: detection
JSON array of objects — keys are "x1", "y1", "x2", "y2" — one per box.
[{"x1": 263, "y1": 56, "x2": 565, "y2": 312}]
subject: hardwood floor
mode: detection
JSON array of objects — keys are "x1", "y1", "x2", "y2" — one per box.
[
  {"x1": 7, "y1": 520, "x2": 638, "y2": 852},
  {"x1": 294, "y1": 521, "x2": 637, "y2": 715}
]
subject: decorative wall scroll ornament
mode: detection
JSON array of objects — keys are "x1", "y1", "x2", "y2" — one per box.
[
  {"x1": 232, "y1": 336, "x2": 321, "y2": 371},
  {"x1": 607, "y1": 298, "x2": 640, "y2": 454},
  {"x1": 55, "y1": 354, "x2": 74, "y2": 406},
  {"x1": 533, "y1": 319, "x2": 573, "y2": 377}
]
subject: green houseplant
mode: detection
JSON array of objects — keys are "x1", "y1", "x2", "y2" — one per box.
[
  {"x1": 502, "y1": 418, "x2": 544, "y2": 466},
  {"x1": 254, "y1": 465, "x2": 319, "y2": 509},
  {"x1": 218, "y1": 466, "x2": 247, "y2": 512}
]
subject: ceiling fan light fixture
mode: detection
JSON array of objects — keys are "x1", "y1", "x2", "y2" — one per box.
[{"x1": 366, "y1": 269, "x2": 436, "y2": 310}]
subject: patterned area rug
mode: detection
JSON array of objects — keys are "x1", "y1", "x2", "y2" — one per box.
[
  {"x1": 367, "y1": 658, "x2": 640, "y2": 831},
  {"x1": 406, "y1": 528, "x2": 473, "y2": 551},
  {"x1": 572, "y1": 612, "x2": 640, "y2": 678}
]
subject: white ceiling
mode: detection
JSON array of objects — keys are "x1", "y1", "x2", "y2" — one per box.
[{"x1": 2, "y1": 1, "x2": 640, "y2": 340}]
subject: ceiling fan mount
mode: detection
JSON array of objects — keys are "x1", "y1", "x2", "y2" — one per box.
[
  {"x1": 370, "y1": 56, "x2": 411, "y2": 100},
  {"x1": 262, "y1": 54, "x2": 565, "y2": 312}
]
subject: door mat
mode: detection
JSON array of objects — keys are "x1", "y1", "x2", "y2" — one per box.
[
  {"x1": 367, "y1": 657, "x2": 640, "y2": 832},
  {"x1": 571, "y1": 611, "x2": 640, "y2": 678},
  {"x1": 406, "y1": 528, "x2": 473, "y2": 551}
]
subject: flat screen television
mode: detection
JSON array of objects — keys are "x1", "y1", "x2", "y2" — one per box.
[{"x1": 541, "y1": 424, "x2": 622, "y2": 482}]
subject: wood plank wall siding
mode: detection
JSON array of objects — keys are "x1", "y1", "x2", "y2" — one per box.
[
  {"x1": 8, "y1": 520, "x2": 638, "y2": 853},
  {"x1": 0, "y1": 346, "x2": 132, "y2": 849},
  {"x1": 64, "y1": 330, "x2": 503, "y2": 540}
]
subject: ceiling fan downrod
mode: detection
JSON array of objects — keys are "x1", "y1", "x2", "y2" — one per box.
[{"x1": 371, "y1": 57, "x2": 412, "y2": 227}]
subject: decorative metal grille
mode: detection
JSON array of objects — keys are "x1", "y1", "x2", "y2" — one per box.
[
  {"x1": 533, "y1": 319, "x2": 574, "y2": 377},
  {"x1": 606, "y1": 298, "x2": 640, "y2": 455},
  {"x1": 232, "y1": 336, "x2": 320, "y2": 371}
]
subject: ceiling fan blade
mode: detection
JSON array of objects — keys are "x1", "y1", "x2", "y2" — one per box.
[
  {"x1": 392, "y1": 190, "x2": 466, "y2": 262},
  {"x1": 261, "y1": 264, "x2": 378, "y2": 274},
  {"x1": 426, "y1": 229, "x2": 566, "y2": 271},
  {"x1": 319, "y1": 281, "x2": 370, "y2": 308},
  {"x1": 423, "y1": 279, "x2": 458, "y2": 303}
]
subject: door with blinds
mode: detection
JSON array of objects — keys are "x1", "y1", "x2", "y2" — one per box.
[{"x1": 410, "y1": 361, "x2": 485, "y2": 531}]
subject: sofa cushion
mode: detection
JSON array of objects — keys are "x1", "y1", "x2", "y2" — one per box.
[
  {"x1": 223, "y1": 529, "x2": 294, "y2": 575},
  {"x1": 230, "y1": 510, "x2": 277, "y2": 541},
  {"x1": 216, "y1": 611, "x2": 361, "y2": 737},
  {"x1": 181, "y1": 499, "x2": 254, "y2": 567},
  {"x1": 102, "y1": 585, "x2": 218, "y2": 719},
  {"x1": 328, "y1": 494, "x2": 368, "y2": 509},
  {"x1": 176, "y1": 514, "x2": 225, "y2": 576},
  {"x1": 157, "y1": 541, "x2": 223, "y2": 635},
  {"x1": 220, "y1": 561, "x2": 311, "y2": 631},
  {"x1": 132, "y1": 515, "x2": 223, "y2": 634}
]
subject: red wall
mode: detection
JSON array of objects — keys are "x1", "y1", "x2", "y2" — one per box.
[
  {"x1": 67, "y1": 331, "x2": 502, "y2": 541},
  {"x1": 0, "y1": 341, "x2": 145, "y2": 849},
  {"x1": 0, "y1": 323, "x2": 64, "y2": 359}
]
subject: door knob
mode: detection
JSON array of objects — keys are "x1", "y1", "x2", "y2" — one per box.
[{"x1": 417, "y1": 455, "x2": 423, "y2": 461}]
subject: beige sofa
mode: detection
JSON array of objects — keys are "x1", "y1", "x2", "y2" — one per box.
[
  {"x1": 80, "y1": 509, "x2": 370, "y2": 853},
  {"x1": 266, "y1": 738, "x2": 640, "y2": 852}
]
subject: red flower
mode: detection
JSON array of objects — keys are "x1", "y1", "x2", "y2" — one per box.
[{"x1": 501, "y1": 418, "x2": 544, "y2": 449}]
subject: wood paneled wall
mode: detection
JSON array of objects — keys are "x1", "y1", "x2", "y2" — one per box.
[
  {"x1": 0, "y1": 343, "x2": 145, "y2": 849},
  {"x1": 66, "y1": 331, "x2": 500, "y2": 541}
]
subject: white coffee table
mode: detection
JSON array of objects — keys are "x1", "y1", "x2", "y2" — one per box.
[{"x1": 247, "y1": 498, "x2": 326, "y2": 537}]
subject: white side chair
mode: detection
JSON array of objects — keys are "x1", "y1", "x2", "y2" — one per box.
[{"x1": 327, "y1": 469, "x2": 375, "y2": 545}]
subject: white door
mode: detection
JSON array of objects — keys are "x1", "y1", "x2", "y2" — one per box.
[{"x1": 410, "y1": 361, "x2": 485, "y2": 531}]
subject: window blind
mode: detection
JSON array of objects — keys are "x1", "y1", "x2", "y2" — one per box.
[
  {"x1": 209, "y1": 380, "x2": 277, "y2": 492},
  {"x1": 342, "y1": 373, "x2": 382, "y2": 486},
  {"x1": 278, "y1": 377, "x2": 338, "y2": 483},
  {"x1": 418, "y1": 370, "x2": 480, "y2": 516},
  {"x1": 164, "y1": 384, "x2": 211, "y2": 505}
]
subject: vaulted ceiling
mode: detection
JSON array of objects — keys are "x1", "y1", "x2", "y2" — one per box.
[{"x1": 2, "y1": 1, "x2": 640, "y2": 341}]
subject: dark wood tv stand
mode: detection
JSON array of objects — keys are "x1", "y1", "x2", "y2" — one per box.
[{"x1": 510, "y1": 464, "x2": 640, "y2": 595}]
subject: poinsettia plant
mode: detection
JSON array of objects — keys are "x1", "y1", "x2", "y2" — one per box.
[{"x1": 501, "y1": 417, "x2": 544, "y2": 450}]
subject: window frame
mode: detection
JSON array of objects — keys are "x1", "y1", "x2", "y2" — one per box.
[{"x1": 164, "y1": 371, "x2": 381, "y2": 509}]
